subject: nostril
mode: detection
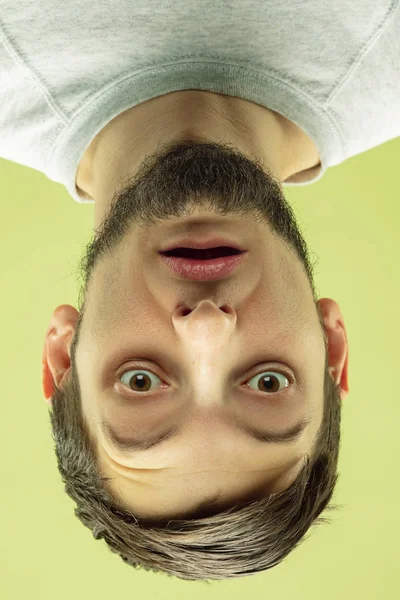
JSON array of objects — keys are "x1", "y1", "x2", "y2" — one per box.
[{"x1": 176, "y1": 304, "x2": 233, "y2": 316}]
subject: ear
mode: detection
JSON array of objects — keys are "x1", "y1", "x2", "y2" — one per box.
[
  {"x1": 42, "y1": 305, "x2": 80, "y2": 407},
  {"x1": 317, "y1": 297, "x2": 350, "y2": 400}
]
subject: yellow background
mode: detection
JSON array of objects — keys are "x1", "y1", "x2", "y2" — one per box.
[{"x1": 0, "y1": 134, "x2": 399, "y2": 598}]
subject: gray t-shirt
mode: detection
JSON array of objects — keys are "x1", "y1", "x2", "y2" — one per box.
[{"x1": 0, "y1": 0, "x2": 399, "y2": 203}]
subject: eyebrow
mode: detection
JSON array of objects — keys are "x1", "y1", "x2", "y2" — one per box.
[{"x1": 99, "y1": 414, "x2": 313, "y2": 453}]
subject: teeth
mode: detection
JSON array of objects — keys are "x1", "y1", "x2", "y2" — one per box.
[{"x1": 163, "y1": 247, "x2": 241, "y2": 259}]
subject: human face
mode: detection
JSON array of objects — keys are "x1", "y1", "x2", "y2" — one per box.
[{"x1": 59, "y1": 137, "x2": 337, "y2": 522}]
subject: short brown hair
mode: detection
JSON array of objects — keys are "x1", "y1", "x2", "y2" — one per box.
[{"x1": 48, "y1": 301, "x2": 343, "y2": 582}]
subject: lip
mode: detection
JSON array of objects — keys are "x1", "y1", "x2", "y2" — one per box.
[
  {"x1": 160, "y1": 237, "x2": 245, "y2": 252},
  {"x1": 159, "y1": 252, "x2": 248, "y2": 281}
]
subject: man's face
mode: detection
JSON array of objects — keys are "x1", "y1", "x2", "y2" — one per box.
[{"x1": 65, "y1": 140, "x2": 331, "y2": 520}]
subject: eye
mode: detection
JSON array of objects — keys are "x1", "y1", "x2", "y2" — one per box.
[
  {"x1": 119, "y1": 368, "x2": 164, "y2": 393},
  {"x1": 244, "y1": 370, "x2": 290, "y2": 394}
]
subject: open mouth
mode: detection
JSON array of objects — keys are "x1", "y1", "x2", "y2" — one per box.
[
  {"x1": 159, "y1": 246, "x2": 248, "y2": 281},
  {"x1": 160, "y1": 247, "x2": 244, "y2": 259}
]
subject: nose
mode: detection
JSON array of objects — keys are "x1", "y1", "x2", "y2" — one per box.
[
  {"x1": 172, "y1": 300, "x2": 237, "y2": 364},
  {"x1": 171, "y1": 300, "x2": 238, "y2": 406}
]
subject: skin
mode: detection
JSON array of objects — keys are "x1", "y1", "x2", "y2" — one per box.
[{"x1": 42, "y1": 91, "x2": 349, "y2": 521}]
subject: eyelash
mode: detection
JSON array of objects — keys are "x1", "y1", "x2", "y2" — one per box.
[{"x1": 118, "y1": 363, "x2": 293, "y2": 396}]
